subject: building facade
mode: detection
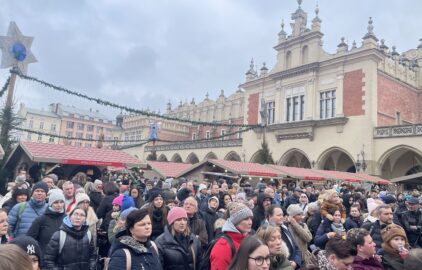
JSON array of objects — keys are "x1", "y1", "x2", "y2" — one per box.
[
  {"x1": 123, "y1": 3, "x2": 422, "y2": 181},
  {"x1": 18, "y1": 103, "x2": 115, "y2": 148}
]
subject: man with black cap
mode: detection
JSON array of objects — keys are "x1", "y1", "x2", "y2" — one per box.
[
  {"x1": 8, "y1": 182, "x2": 48, "y2": 238},
  {"x1": 252, "y1": 192, "x2": 273, "y2": 231},
  {"x1": 10, "y1": 236, "x2": 42, "y2": 270},
  {"x1": 283, "y1": 187, "x2": 303, "y2": 210},
  {"x1": 400, "y1": 196, "x2": 422, "y2": 248}
]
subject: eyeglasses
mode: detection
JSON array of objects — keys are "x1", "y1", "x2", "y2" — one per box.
[{"x1": 248, "y1": 256, "x2": 271, "y2": 266}]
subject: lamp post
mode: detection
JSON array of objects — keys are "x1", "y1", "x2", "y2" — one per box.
[{"x1": 355, "y1": 148, "x2": 367, "y2": 172}]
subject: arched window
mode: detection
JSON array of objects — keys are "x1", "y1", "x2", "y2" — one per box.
[{"x1": 302, "y1": 46, "x2": 308, "y2": 64}]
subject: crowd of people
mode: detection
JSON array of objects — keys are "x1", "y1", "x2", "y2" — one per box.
[{"x1": 0, "y1": 168, "x2": 421, "y2": 270}]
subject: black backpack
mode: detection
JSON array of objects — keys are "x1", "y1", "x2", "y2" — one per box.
[{"x1": 199, "y1": 234, "x2": 236, "y2": 270}]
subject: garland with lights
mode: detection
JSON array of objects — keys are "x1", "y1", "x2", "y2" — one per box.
[
  {"x1": 0, "y1": 76, "x2": 11, "y2": 98},
  {"x1": 11, "y1": 70, "x2": 260, "y2": 128}
]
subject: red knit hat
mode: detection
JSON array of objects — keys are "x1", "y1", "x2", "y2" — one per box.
[{"x1": 167, "y1": 207, "x2": 188, "y2": 225}]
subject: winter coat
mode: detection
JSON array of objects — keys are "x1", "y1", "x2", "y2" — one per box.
[
  {"x1": 344, "y1": 216, "x2": 363, "y2": 231},
  {"x1": 2, "y1": 198, "x2": 18, "y2": 214},
  {"x1": 314, "y1": 218, "x2": 335, "y2": 249},
  {"x1": 88, "y1": 191, "x2": 103, "y2": 212},
  {"x1": 188, "y1": 213, "x2": 208, "y2": 248},
  {"x1": 400, "y1": 209, "x2": 422, "y2": 247},
  {"x1": 252, "y1": 193, "x2": 272, "y2": 231},
  {"x1": 108, "y1": 235, "x2": 162, "y2": 270},
  {"x1": 155, "y1": 226, "x2": 202, "y2": 270},
  {"x1": 96, "y1": 194, "x2": 117, "y2": 220},
  {"x1": 8, "y1": 198, "x2": 48, "y2": 238},
  {"x1": 352, "y1": 255, "x2": 384, "y2": 270},
  {"x1": 210, "y1": 220, "x2": 247, "y2": 270},
  {"x1": 362, "y1": 221, "x2": 386, "y2": 251},
  {"x1": 382, "y1": 253, "x2": 404, "y2": 270},
  {"x1": 305, "y1": 249, "x2": 337, "y2": 270},
  {"x1": 44, "y1": 217, "x2": 96, "y2": 270},
  {"x1": 306, "y1": 212, "x2": 322, "y2": 237},
  {"x1": 26, "y1": 207, "x2": 66, "y2": 251},
  {"x1": 200, "y1": 207, "x2": 219, "y2": 241},
  {"x1": 288, "y1": 221, "x2": 313, "y2": 266},
  {"x1": 150, "y1": 207, "x2": 167, "y2": 241},
  {"x1": 271, "y1": 255, "x2": 294, "y2": 270},
  {"x1": 0, "y1": 235, "x2": 7, "y2": 244},
  {"x1": 280, "y1": 224, "x2": 302, "y2": 267},
  {"x1": 320, "y1": 201, "x2": 346, "y2": 221}
]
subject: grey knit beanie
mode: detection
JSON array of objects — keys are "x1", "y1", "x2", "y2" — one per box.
[
  {"x1": 287, "y1": 204, "x2": 304, "y2": 217},
  {"x1": 228, "y1": 202, "x2": 253, "y2": 225},
  {"x1": 48, "y1": 190, "x2": 65, "y2": 206}
]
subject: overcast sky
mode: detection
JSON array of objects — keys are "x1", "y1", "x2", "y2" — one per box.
[{"x1": 0, "y1": 0, "x2": 421, "y2": 119}]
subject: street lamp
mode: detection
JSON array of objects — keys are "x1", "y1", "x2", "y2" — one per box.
[{"x1": 356, "y1": 149, "x2": 367, "y2": 172}]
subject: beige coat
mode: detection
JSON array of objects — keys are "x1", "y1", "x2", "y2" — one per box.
[{"x1": 288, "y1": 221, "x2": 313, "y2": 266}]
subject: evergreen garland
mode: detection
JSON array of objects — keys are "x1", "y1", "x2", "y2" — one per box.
[
  {"x1": 11, "y1": 69, "x2": 259, "y2": 128},
  {"x1": 0, "y1": 76, "x2": 11, "y2": 98}
]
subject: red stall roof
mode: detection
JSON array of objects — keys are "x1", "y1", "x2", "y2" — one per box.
[
  {"x1": 208, "y1": 159, "x2": 282, "y2": 178},
  {"x1": 313, "y1": 169, "x2": 363, "y2": 182},
  {"x1": 356, "y1": 173, "x2": 391, "y2": 185},
  {"x1": 268, "y1": 165, "x2": 326, "y2": 181},
  {"x1": 147, "y1": 161, "x2": 193, "y2": 178},
  {"x1": 20, "y1": 141, "x2": 141, "y2": 167}
]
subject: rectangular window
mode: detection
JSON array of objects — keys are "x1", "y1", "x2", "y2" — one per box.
[
  {"x1": 205, "y1": 131, "x2": 211, "y2": 140},
  {"x1": 27, "y1": 133, "x2": 32, "y2": 140},
  {"x1": 77, "y1": 123, "x2": 85, "y2": 130},
  {"x1": 28, "y1": 120, "x2": 34, "y2": 128},
  {"x1": 86, "y1": 134, "x2": 93, "y2": 140},
  {"x1": 87, "y1": 125, "x2": 94, "y2": 132},
  {"x1": 396, "y1": 112, "x2": 401, "y2": 125},
  {"x1": 37, "y1": 135, "x2": 42, "y2": 142},
  {"x1": 85, "y1": 143, "x2": 92, "y2": 147},
  {"x1": 192, "y1": 132, "x2": 197, "y2": 140},
  {"x1": 97, "y1": 126, "x2": 102, "y2": 133},
  {"x1": 75, "y1": 142, "x2": 82, "y2": 147},
  {"x1": 49, "y1": 136, "x2": 55, "y2": 143},
  {"x1": 238, "y1": 127, "x2": 243, "y2": 139},
  {"x1": 320, "y1": 90, "x2": 336, "y2": 119},
  {"x1": 267, "y1": 101, "x2": 275, "y2": 125},
  {"x1": 221, "y1": 129, "x2": 226, "y2": 140},
  {"x1": 76, "y1": 132, "x2": 83, "y2": 139},
  {"x1": 300, "y1": 95, "x2": 305, "y2": 120},
  {"x1": 286, "y1": 98, "x2": 291, "y2": 122},
  {"x1": 50, "y1": 123, "x2": 56, "y2": 132},
  {"x1": 67, "y1": 121, "x2": 74, "y2": 129},
  {"x1": 293, "y1": 96, "x2": 299, "y2": 121},
  {"x1": 39, "y1": 122, "x2": 44, "y2": 130},
  {"x1": 66, "y1": 131, "x2": 73, "y2": 137}
]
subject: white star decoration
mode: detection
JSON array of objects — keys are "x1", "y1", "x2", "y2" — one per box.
[{"x1": 0, "y1": 21, "x2": 37, "y2": 75}]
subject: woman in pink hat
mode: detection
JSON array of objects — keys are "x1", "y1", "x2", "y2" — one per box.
[{"x1": 155, "y1": 207, "x2": 201, "y2": 270}]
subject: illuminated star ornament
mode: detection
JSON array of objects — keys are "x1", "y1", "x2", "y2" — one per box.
[{"x1": 0, "y1": 21, "x2": 37, "y2": 75}]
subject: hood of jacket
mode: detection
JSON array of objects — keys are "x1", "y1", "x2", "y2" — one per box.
[
  {"x1": 118, "y1": 235, "x2": 151, "y2": 254},
  {"x1": 61, "y1": 216, "x2": 89, "y2": 239},
  {"x1": 222, "y1": 219, "x2": 241, "y2": 233},
  {"x1": 257, "y1": 192, "x2": 272, "y2": 210}
]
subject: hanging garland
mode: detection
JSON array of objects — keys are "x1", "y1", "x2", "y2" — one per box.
[
  {"x1": 11, "y1": 69, "x2": 260, "y2": 128},
  {"x1": 0, "y1": 76, "x2": 11, "y2": 98}
]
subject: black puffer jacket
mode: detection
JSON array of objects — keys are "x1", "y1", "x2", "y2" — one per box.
[
  {"x1": 344, "y1": 216, "x2": 363, "y2": 231},
  {"x1": 150, "y1": 208, "x2": 167, "y2": 240},
  {"x1": 188, "y1": 213, "x2": 208, "y2": 248},
  {"x1": 400, "y1": 210, "x2": 422, "y2": 247},
  {"x1": 155, "y1": 226, "x2": 202, "y2": 270},
  {"x1": 200, "y1": 207, "x2": 218, "y2": 241},
  {"x1": 96, "y1": 194, "x2": 117, "y2": 220},
  {"x1": 27, "y1": 207, "x2": 66, "y2": 252},
  {"x1": 44, "y1": 217, "x2": 96, "y2": 270},
  {"x1": 108, "y1": 235, "x2": 162, "y2": 270}
]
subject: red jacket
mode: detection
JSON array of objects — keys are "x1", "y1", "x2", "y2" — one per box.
[
  {"x1": 210, "y1": 231, "x2": 247, "y2": 270},
  {"x1": 352, "y1": 255, "x2": 384, "y2": 270}
]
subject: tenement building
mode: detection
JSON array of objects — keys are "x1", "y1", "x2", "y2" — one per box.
[{"x1": 123, "y1": 2, "x2": 422, "y2": 181}]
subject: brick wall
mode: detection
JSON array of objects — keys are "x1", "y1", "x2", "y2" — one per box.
[
  {"x1": 343, "y1": 69, "x2": 365, "y2": 116},
  {"x1": 248, "y1": 93, "x2": 259, "y2": 124},
  {"x1": 377, "y1": 72, "x2": 420, "y2": 126}
]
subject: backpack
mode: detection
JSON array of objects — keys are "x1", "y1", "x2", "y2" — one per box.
[
  {"x1": 102, "y1": 240, "x2": 158, "y2": 270},
  {"x1": 199, "y1": 234, "x2": 236, "y2": 270},
  {"x1": 59, "y1": 230, "x2": 92, "y2": 254}
]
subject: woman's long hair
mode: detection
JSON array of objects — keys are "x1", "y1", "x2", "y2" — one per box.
[
  {"x1": 148, "y1": 197, "x2": 168, "y2": 228},
  {"x1": 228, "y1": 236, "x2": 267, "y2": 270}
]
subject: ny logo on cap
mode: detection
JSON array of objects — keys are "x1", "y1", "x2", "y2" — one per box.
[{"x1": 27, "y1": 244, "x2": 35, "y2": 254}]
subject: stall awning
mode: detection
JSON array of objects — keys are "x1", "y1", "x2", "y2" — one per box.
[
  {"x1": 20, "y1": 141, "x2": 141, "y2": 167},
  {"x1": 147, "y1": 161, "x2": 193, "y2": 178},
  {"x1": 268, "y1": 165, "x2": 326, "y2": 181},
  {"x1": 356, "y1": 173, "x2": 391, "y2": 185},
  {"x1": 313, "y1": 169, "x2": 363, "y2": 182},
  {"x1": 390, "y1": 172, "x2": 422, "y2": 183},
  {"x1": 208, "y1": 159, "x2": 282, "y2": 178}
]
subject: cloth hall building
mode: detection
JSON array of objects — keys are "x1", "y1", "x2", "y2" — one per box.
[{"x1": 122, "y1": 2, "x2": 422, "y2": 182}]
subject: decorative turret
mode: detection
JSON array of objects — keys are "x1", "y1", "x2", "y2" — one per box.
[
  {"x1": 351, "y1": 40, "x2": 357, "y2": 50},
  {"x1": 278, "y1": 19, "x2": 287, "y2": 42},
  {"x1": 260, "y1": 62, "x2": 268, "y2": 77},
  {"x1": 236, "y1": 84, "x2": 243, "y2": 93},
  {"x1": 219, "y1": 89, "x2": 225, "y2": 98},
  {"x1": 191, "y1": 98, "x2": 195, "y2": 105},
  {"x1": 418, "y1": 38, "x2": 422, "y2": 49},
  {"x1": 205, "y1": 92, "x2": 210, "y2": 100},
  {"x1": 391, "y1": 46, "x2": 400, "y2": 60},
  {"x1": 311, "y1": 3, "x2": 322, "y2": 31},
  {"x1": 245, "y1": 58, "x2": 258, "y2": 81},
  {"x1": 379, "y1": 39, "x2": 389, "y2": 54},
  {"x1": 166, "y1": 100, "x2": 172, "y2": 112},
  {"x1": 291, "y1": 0, "x2": 308, "y2": 37},
  {"x1": 337, "y1": 37, "x2": 348, "y2": 53},
  {"x1": 116, "y1": 112, "x2": 123, "y2": 128}
]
